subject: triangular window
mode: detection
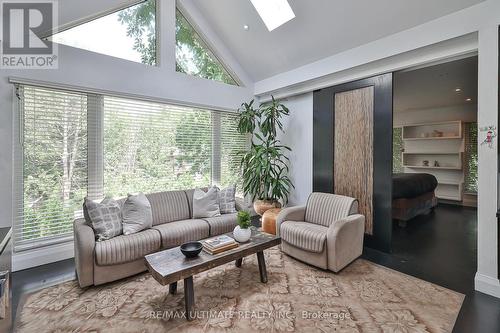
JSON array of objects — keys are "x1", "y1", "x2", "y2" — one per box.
[
  {"x1": 176, "y1": 9, "x2": 239, "y2": 86},
  {"x1": 49, "y1": 0, "x2": 156, "y2": 65}
]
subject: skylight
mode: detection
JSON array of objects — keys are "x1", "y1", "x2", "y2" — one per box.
[{"x1": 250, "y1": 0, "x2": 295, "y2": 31}]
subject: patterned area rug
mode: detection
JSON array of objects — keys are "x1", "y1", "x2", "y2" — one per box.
[{"x1": 16, "y1": 248, "x2": 464, "y2": 333}]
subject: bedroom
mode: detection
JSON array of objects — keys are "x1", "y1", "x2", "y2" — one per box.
[{"x1": 390, "y1": 55, "x2": 478, "y2": 292}]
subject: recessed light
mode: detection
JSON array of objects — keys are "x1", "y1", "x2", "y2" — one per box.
[
  {"x1": 455, "y1": 88, "x2": 462, "y2": 92},
  {"x1": 250, "y1": 0, "x2": 295, "y2": 31},
  {"x1": 465, "y1": 98, "x2": 472, "y2": 102},
  {"x1": 243, "y1": 25, "x2": 249, "y2": 31}
]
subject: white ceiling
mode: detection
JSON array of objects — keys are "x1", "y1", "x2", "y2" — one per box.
[
  {"x1": 394, "y1": 56, "x2": 478, "y2": 112},
  {"x1": 191, "y1": 0, "x2": 484, "y2": 82}
]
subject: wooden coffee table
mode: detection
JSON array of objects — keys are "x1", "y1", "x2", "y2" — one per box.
[{"x1": 144, "y1": 230, "x2": 281, "y2": 320}]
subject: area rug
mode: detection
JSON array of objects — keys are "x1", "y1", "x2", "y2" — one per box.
[{"x1": 16, "y1": 248, "x2": 464, "y2": 333}]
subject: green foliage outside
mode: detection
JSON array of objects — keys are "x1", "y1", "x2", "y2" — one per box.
[
  {"x1": 117, "y1": 0, "x2": 237, "y2": 85},
  {"x1": 393, "y1": 127, "x2": 404, "y2": 173},
  {"x1": 464, "y1": 122, "x2": 478, "y2": 193}
]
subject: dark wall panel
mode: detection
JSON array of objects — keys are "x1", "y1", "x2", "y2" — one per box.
[{"x1": 313, "y1": 73, "x2": 393, "y2": 252}]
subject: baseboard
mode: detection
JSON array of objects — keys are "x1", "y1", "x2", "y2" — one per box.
[
  {"x1": 12, "y1": 241, "x2": 74, "y2": 272},
  {"x1": 475, "y1": 272, "x2": 500, "y2": 298}
]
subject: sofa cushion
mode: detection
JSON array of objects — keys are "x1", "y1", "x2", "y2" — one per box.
[
  {"x1": 305, "y1": 193, "x2": 357, "y2": 227},
  {"x1": 83, "y1": 197, "x2": 122, "y2": 241},
  {"x1": 153, "y1": 219, "x2": 210, "y2": 249},
  {"x1": 204, "y1": 213, "x2": 238, "y2": 236},
  {"x1": 185, "y1": 187, "x2": 209, "y2": 218},
  {"x1": 95, "y1": 229, "x2": 161, "y2": 265},
  {"x1": 218, "y1": 185, "x2": 237, "y2": 214},
  {"x1": 280, "y1": 221, "x2": 328, "y2": 253},
  {"x1": 145, "y1": 190, "x2": 190, "y2": 226},
  {"x1": 122, "y1": 193, "x2": 153, "y2": 235},
  {"x1": 193, "y1": 187, "x2": 221, "y2": 218}
]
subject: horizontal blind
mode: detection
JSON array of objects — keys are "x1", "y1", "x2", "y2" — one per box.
[
  {"x1": 217, "y1": 111, "x2": 249, "y2": 194},
  {"x1": 103, "y1": 96, "x2": 214, "y2": 197},
  {"x1": 14, "y1": 84, "x2": 248, "y2": 252},
  {"x1": 14, "y1": 85, "x2": 99, "y2": 251}
]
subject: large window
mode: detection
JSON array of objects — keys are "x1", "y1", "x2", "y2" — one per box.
[
  {"x1": 175, "y1": 9, "x2": 238, "y2": 85},
  {"x1": 50, "y1": 0, "x2": 156, "y2": 65},
  {"x1": 14, "y1": 85, "x2": 248, "y2": 251}
]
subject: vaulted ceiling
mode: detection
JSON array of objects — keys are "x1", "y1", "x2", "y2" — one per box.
[{"x1": 191, "y1": 0, "x2": 484, "y2": 81}]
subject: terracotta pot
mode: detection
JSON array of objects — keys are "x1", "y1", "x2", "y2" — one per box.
[{"x1": 253, "y1": 199, "x2": 282, "y2": 216}]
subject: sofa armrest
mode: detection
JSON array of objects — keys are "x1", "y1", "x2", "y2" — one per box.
[
  {"x1": 74, "y1": 218, "x2": 95, "y2": 287},
  {"x1": 326, "y1": 214, "x2": 365, "y2": 272},
  {"x1": 276, "y1": 206, "x2": 306, "y2": 237}
]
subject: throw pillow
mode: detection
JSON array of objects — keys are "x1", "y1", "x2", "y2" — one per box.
[
  {"x1": 218, "y1": 185, "x2": 237, "y2": 214},
  {"x1": 83, "y1": 197, "x2": 122, "y2": 241},
  {"x1": 122, "y1": 192, "x2": 153, "y2": 235},
  {"x1": 193, "y1": 187, "x2": 221, "y2": 218}
]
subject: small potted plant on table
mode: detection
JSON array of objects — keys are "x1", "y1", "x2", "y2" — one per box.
[{"x1": 233, "y1": 211, "x2": 252, "y2": 243}]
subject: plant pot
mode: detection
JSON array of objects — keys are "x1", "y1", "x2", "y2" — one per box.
[
  {"x1": 233, "y1": 225, "x2": 252, "y2": 243},
  {"x1": 253, "y1": 199, "x2": 282, "y2": 216}
]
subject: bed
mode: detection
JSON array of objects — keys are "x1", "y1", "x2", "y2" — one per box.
[{"x1": 392, "y1": 173, "x2": 438, "y2": 226}]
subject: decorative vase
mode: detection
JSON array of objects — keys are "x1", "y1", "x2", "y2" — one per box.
[
  {"x1": 233, "y1": 226, "x2": 251, "y2": 243},
  {"x1": 253, "y1": 199, "x2": 282, "y2": 216}
]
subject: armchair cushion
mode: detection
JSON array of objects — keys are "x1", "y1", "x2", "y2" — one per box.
[
  {"x1": 276, "y1": 206, "x2": 306, "y2": 237},
  {"x1": 280, "y1": 221, "x2": 328, "y2": 253},
  {"x1": 305, "y1": 193, "x2": 358, "y2": 227}
]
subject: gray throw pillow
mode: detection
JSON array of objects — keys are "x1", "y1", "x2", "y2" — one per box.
[
  {"x1": 122, "y1": 193, "x2": 153, "y2": 235},
  {"x1": 83, "y1": 197, "x2": 122, "y2": 241},
  {"x1": 193, "y1": 187, "x2": 221, "y2": 218},
  {"x1": 218, "y1": 185, "x2": 237, "y2": 214}
]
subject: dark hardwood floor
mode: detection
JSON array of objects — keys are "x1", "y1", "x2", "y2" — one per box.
[
  {"x1": 11, "y1": 204, "x2": 500, "y2": 332},
  {"x1": 363, "y1": 203, "x2": 500, "y2": 333}
]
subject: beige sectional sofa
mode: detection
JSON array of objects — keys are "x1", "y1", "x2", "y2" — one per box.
[
  {"x1": 74, "y1": 189, "x2": 240, "y2": 287},
  {"x1": 276, "y1": 192, "x2": 365, "y2": 273}
]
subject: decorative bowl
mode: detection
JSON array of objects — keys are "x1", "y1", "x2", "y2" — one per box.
[{"x1": 180, "y1": 241, "x2": 203, "y2": 258}]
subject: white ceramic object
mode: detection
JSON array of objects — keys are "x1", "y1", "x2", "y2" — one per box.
[{"x1": 233, "y1": 226, "x2": 251, "y2": 243}]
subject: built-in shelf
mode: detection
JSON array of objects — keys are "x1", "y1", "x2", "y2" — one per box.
[
  {"x1": 402, "y1": 121, "x2": 462, "y2": 140},
  {"x1": 404, "y1": 165, "x2": 462, "y2": 170},
  {"x1": 403, "y1": 136, "x2": 462, "y2": 141},
  {"x1": 399, "y1": 120, "x2": 465, "y2": 202}
]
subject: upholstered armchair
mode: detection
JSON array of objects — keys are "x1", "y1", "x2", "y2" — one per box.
[{"x1": 276, "y1": 192, "x2": 365, "y2": 272}]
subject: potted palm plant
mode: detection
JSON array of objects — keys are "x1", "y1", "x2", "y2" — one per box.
[{"x1": 237, "y1": 97, "x2": 294, "y2": 216}]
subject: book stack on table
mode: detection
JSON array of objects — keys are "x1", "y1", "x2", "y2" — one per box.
[{"x1": 202, "y1": 235, "x2": 239, "y2": 255}]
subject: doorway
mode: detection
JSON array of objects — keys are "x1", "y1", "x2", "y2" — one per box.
[{"x1": 391, "y1": 56, "x2": 478, "y2": 291}]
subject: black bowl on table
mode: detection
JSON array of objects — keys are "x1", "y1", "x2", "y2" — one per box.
[{"x1": 180, "y1": 241, "x2": 203, "y2": 258}]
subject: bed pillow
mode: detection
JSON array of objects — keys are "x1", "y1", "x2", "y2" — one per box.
[
  {"x1": 218, "y1": 185, "x2": 237, "y2": 214},
  {"x1": 193, "y1": 187, "x2": 221, "y2": 218},
  {"x1": 83, "y1": 197, "x2": 122, "y2": 241},
  {"x1": 122, "y1": 192, "x2": 153, "y2": 235}
]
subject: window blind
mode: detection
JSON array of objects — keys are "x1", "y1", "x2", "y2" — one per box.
[
  {"x1": 14, "y1": 84, "x2": 248, "y2": 252},
  {"x1": 14, "y1": 85, "x2": 100, "y2": 251}
]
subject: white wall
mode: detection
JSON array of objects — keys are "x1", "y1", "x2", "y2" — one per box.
[{"x1": 277, "y1": 93, "x2": 313, "y2": 206}]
